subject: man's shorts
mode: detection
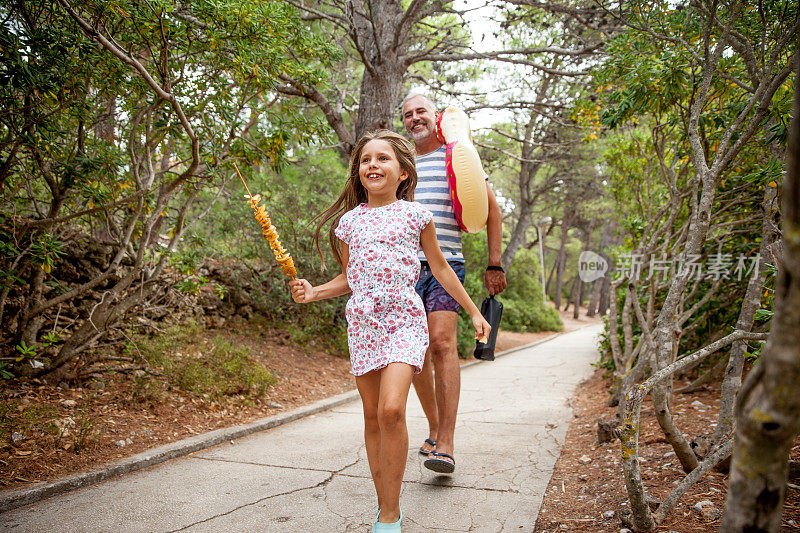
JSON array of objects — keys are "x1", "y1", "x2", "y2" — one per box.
[{"x1": 415, "y1": 260, "x2": 466, "y2": 314}]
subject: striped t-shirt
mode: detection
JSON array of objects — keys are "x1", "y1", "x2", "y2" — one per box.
[{"x1": 414, "y1": 145, "x2": 463, "y2": 262}]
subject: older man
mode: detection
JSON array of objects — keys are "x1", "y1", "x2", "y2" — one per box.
[{"x1": 402, "y1": 93, "x2": 507, "y2": 473}]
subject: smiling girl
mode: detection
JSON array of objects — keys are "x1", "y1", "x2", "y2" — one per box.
[{"x1": 290, "y1": 130, "x2": 489, "y2": 532}]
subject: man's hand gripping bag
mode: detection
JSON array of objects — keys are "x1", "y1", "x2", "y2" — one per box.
[{"x1": 474, "y1": 295, "x2": 503, "y2": 361}]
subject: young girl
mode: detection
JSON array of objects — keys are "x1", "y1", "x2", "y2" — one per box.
[{"x1": 290, "y1": 130, "x2": 489, "y2": 532}]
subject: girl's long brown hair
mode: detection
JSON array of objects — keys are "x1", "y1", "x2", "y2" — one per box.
[{"x1": 313, "y1": 129, "x2": 418, "y2": 268}]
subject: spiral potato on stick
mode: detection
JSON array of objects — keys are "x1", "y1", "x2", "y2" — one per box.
[{"x1": 233, "y1": 163, "x2": 297, "y2": 279}]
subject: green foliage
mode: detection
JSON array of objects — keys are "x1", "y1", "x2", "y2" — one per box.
[
  {"x1": 174, "y1": 275, "x2": 209, "y2": 295},
  {"x1": 594, "y1": 316, "x2": 616, "y2": 374},
  {"x1": 174, "y1": 337, "x2": 276, "y2": 399},
  {"x1": 15, "y1": 341, "x2": 37, "y2": 361},
  {"x1": 127, "y1": 320, "x2": 276, "y2": 402},
  {"x1": 29, "y1": 234, "x2": 66, "y2": 274},
  {"x1": 456, "y1": 233, "x2": 562, "y2": 357},
  {"x1": 0, "y1": 399, "x2": 57, "y2": 446},
  {"x1": 0, "y1": 1, "x2": 340, "y2": 371},
  {"x1": 744, "y1": 340, "x2": 766, "y2": 363},
  {"x1": 70, "y1": 405, "x2": 99, "y2": 452}
]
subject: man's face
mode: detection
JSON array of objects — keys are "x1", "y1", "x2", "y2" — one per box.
[{"x1": 403, "y1": 96, "x2": 437, "y2": 144}]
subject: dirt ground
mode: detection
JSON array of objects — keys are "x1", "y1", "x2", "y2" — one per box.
[{"x1": 534, "y1": 360, "x2": 800, "y2": 532}]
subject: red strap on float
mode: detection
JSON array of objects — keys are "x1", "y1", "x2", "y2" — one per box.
[
  {"x1": 437, "y1": 110, "x2": 467, "y2": 232},
  {"x1": 436, "y1": 110, "x2": 447, "y2": 144},
  {"x1": 445, "y1": 141, "x2": 467, "y2": 232}
]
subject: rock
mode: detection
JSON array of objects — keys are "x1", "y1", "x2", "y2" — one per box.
[
  {"x1": 691, "y1": 435, "x2": 710, "y2": 457},
  {"x1": 267, "y1": 402, "x2": 284, "y2": 410},
  {"x1": 602, "y1": 510, "x2": 615, "y2": 520},
  {"x1": 702, "y1": 506, "x2": 722, "y2": 521},
  {"x1": 206, "y1": 315, "x2": 227, "y2": 329},
  {"x1": 691, "y1": 400, "x2": 708, "y2": 410},
  {"x1": 619, "y1": 508, "x2": 633, "y2": 528},
  {"x1": 54, "y1": 417, "x2": 76, "y2": 430},
  {"x1": 235, "y1": 305, "x2": 253, "y2": 319},
  {"x1": 597, "y1": 418, "x2": 620, "y2": 443},
  {"x1": 620, "y1": 529, "x2": 632, "y2": 533},
  {"x1": 114, "y1": 440, "x2": 126, "y2": 447},
  {"x1": 692, "y1": 500, "x2": 721, "y2": 520},
  {"x1": 61, "y1": 399, "x2": 77, "y2": 408},
  {"x1": 578, "y1": 454, "x2": 592, "y2": 464},
  {"x1": 692, "y1": 500, "x2": 714, "y2": 512}
]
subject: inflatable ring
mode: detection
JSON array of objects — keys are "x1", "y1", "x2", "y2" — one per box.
[{"x1": 436, "y1": 107, "x2": 488, "y2": 234}]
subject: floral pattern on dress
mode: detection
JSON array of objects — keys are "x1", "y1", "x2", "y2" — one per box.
[{"x1": 334, "y1": 200, "x2": 433, "y2": 376}]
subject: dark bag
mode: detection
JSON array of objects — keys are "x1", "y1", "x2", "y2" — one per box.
[{"x1": 473, "y1": 295, "x2": 503, "y2": 361}]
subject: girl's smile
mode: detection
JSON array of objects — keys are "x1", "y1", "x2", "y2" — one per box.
[{"x1": 359, "y1": 139, "x2": 408, "y2": 206}]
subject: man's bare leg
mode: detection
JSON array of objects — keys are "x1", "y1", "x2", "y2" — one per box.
[
  {"x1": 412, "y1": 349, "x2": 439, "y2": 453},
  {"x1": 427, "y1": 310, "x2": 460, "y2": 464}
]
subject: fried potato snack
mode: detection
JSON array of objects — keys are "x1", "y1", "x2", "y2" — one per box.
[{"x1": 234, "y1": 163, "x2": 297, "y2": 279}]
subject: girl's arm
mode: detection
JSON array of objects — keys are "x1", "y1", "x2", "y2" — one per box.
[
  {"x1": 290, "y1": 244, "x2": 351, "y2": 303},
  {"x1": 419, "y1": 222, "x2": 491, "y2": 341}
]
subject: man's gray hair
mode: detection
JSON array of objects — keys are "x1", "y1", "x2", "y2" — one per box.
[{"x1": 401, "y1": 92, "x2": 437, "y2": 113}]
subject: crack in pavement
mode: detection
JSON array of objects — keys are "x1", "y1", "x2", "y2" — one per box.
[
  {"x1": 168, "y1": 454, "x2": 362, "y2": 532},
  {"x1": 190, "y1": 455, "x2": 342, "y2": 473}
]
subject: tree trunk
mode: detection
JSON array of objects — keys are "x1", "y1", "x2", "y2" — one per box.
[
  {"x1": 720, "y1": 54, "x2": 800, "y2": 532},
  {"x1": 588, "y1": 223, "x2": 613, "y2": 316},
  {"x1": 545, "y1": 255, "x2": 557, "y2": 297},
  {"x1": 709, "y1": 184, "x2": 778, "y2": 450},
  {"x1": 586, "y1": 279, "x2": 600, "y2": 316},
  {"x1": 354, "y1": 61, "x2": 405, "y2": 140},
  {"x1": 563, "y1": 276, "x2": 576, "y2": 312},
  {"x1": 573, "y1": 275, "x2": 583, "y2": 319},
  {"x1": 598, "y1": 266, "x2": 611, "y2": 315},
  {"x1": 554, "y1": 212, "x2": 571, "y2": 309}
]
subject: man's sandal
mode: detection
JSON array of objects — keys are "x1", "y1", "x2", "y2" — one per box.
[
  {"x1": 424, "y1": 451, "x2": 455, "y2": 474},
  {"x1": 418, "y1": 438, "x2": 436, "y2": 456}
]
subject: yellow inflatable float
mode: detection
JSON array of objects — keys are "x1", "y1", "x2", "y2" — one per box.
[{"x1": 436, "y1": 106, "x2": 488, "y2": 234}]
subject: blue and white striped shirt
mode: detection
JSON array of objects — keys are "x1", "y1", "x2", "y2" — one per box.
[{"x1": 414, "y1": 145, "x2": 463, "y2": 262}]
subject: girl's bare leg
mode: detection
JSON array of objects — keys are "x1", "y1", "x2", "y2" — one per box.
[
  {"x1": 376, "y1": 362, "x2": 414, "y2": 523},
  {"x1": 355, "y1": 370, "x2": 384, "y2": 511}
]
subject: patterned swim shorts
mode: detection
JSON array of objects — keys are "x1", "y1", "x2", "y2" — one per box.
[{"x1": 415, "y1": 261, "x2": 466, "y2": 314}]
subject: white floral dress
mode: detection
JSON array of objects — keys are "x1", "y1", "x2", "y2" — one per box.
[{"x1": 334, "y1": 200, "x2": 433, "y2": 376}]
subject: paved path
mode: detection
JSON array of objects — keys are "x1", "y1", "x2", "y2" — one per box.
[{"x1": 1, "y1": 324, "x2": 601, "y2": 532}]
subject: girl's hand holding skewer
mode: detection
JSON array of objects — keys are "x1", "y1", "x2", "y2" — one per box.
[
  {"x1": 471, "y1": 313, "x2": 491, "y2": 344},
  {"x1": 290, "y1": 278, "x2": 316, "y2": 304}
]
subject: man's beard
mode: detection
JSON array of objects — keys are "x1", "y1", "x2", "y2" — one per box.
[{"x1": 409, "y1": 121, "x2": 434, "y2": 143}]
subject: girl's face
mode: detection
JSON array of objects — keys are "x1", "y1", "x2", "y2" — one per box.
[{"x1": 358, "y1": 139, "x2": 408, "y2": 203}]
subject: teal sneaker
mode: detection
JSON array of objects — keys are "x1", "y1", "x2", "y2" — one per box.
[{"x1": 371, "y1": 508, "x2": 402, "y2": 532}]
